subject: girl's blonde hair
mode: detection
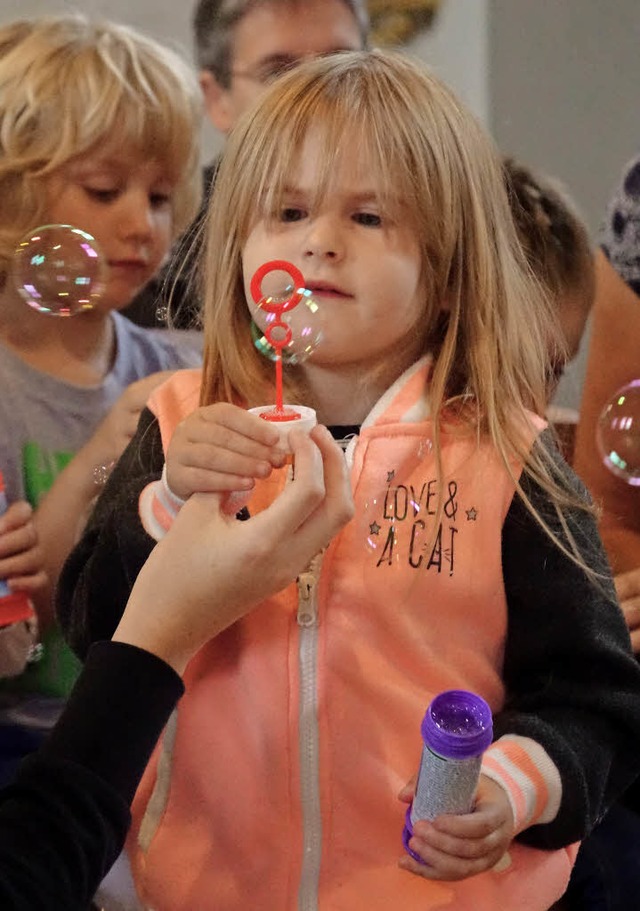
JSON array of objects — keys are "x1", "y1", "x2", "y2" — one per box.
[
  {"x1": 0, "y1": 14, "x2": 203, "y2": 275},
  {"x1": 200, "y1": 49, "x2": 597, "y2": 562}
]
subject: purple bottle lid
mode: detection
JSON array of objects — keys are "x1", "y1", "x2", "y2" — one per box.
[{"x1": 421, "y1": 689, "x2": 493, "y2": 760}]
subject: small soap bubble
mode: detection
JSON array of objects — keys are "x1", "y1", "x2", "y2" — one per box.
[
  {"x1": 362, "y1": 495, "x2": 389, "y2": 556},
  {"x1": 417, "y1": 437, "x2": 433, "y2": 460},
  {"x1": 362, "y1": 488, "x2": 420, "y2": 562},
  {"x1": 13, "y1": 224, "x2": 106, "y2": 316},
  {"x1": 596, "y1": 380, "x2": 640, "y2": 485},
  {"x1": 250, "y1": 284, "x2": 323, "y2": 364},
  {"x1": 93, "y1": 460, "x2": 115, "y2": 486},
  {"x1": 26, "y1": 642, "x2": 44, "y2": 665}
]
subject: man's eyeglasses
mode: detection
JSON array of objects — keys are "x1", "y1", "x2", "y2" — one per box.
[{"x1": 228, "y1": 56, "x2": 300, "y2": 86}]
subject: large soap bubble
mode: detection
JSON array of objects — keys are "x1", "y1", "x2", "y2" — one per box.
[
  {"x1": 597, "y1": 380, "x2": 640, "y2": 485},
  {"x1": 14, "y1": 224, "x2": 106, "y2": 316},
  {"x1": 249, "y1": 260, "x2": 323, "y2": 364}
]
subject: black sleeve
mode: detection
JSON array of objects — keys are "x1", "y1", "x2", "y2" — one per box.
[
  {"x1": 56, "y1": 407, "x2": 165, "y2": 659},
  {"x1": 0, "y1": 640, "x2": 182, "y2": 911},
  {"x1": 499, "y1": 431, "x2": 640, "y2": 849}
]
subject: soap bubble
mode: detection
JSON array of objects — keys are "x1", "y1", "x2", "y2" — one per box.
[
  {"x1": 248, "y1": 261, "x2": 323, "y2": 364},
  {"x1": 93, "y1": 460, "x2": 115, "y2": 487},
  {"x1": 416, "y1": 437, "x2": 433, "y2": 460},
  {"x1": 251, "y1": 286, "x2": 323, "y2": 364},
  {"x1": 362, "y1": 487, "x2": 423, "y2": 563},
  {"x1": 597, "y1": 380, "x2": 640, "y2": 485},
  {"x1": 363, "y1": 494, "x2": 392, "y2": 557},
  {"x1": 14, "y1": 224, "x2": 106, "y2": 316}
]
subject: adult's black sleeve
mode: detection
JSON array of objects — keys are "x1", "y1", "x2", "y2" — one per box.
[{"x1": 0, "y1": 640, "x2": 183, "y2": 911}]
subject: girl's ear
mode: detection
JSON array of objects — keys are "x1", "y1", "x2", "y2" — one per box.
[{"x1": 199, "y1": 70, "x2": 234, "y2": 135}]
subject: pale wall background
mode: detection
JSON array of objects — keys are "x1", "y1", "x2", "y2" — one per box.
[{"x1": 2, "y1": 0, "x2": 638, "y2": 409}]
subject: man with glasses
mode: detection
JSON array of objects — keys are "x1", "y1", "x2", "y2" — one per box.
[{"x1": 124, "y1": 0, "x2": 369, "y2": 328}]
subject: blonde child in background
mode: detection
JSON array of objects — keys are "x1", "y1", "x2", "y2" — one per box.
[
  {"x1": 0, "y1": 14, "x2": 203, "y2": 782},
  {"x1": 58, "y1": 51, "x2": 640, "y2": 910},
  {"x1": 503, "y1": 156, "x2": 595, "y2": 462}
]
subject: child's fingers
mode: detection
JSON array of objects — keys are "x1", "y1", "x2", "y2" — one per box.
[
  {"x1": 399, "y1": 836, "x2": 500, "y2": 880},
  {"x1": 174, "y1": 467, "x2": 256, "y2": 495},
  {"x1": 400, "y1": 818, "x2": 510, "y2": 880},
  {"x1": 402, "y1": 781, "x2": 514, "y2": 881},
  {"x1": 6, "y1": 570, "x2": 48, "y2": 593},
  {"x1": 167, "y1": 414, "x2": 287, "y2": 499},
  {"x1": 0, "y1": 500, "x2": 34, "y2": 536},
  {"x1": 412, "y1": 815, "x2": 507, "y2": 861},
  {"x1": 0, "y1": 519, "x2": 38, "y2": 560},
  {"x1": 397, "y1": 774, "x2": 417, "y2": 803},
  {"x1": 424, "y1": 806, "x2": 504, "y2": 840},
  {"x1": 176, "y1": 440, "x2": 276, "y2": 481},
  {"x1": 422, "y1": 776, "x2": 514, "y2": 841},
  {"x1": 198, "y1": 403, "x2": 286, "y2": 463},
  {"x1": 0, "y1": 543, "x2": 45, "y2": 579}
]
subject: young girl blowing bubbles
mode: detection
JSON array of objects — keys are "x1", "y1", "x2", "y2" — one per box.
[{"x1": 58, "y1": 50, "x2": 640, "y2": 910}]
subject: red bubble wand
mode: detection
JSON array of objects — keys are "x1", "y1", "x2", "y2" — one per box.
[{"x1": 250, "y1": 259, "x2": 307, "y2": 422}]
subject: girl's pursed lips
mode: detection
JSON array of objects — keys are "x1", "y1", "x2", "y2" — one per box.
[{"x1": 305, "y1": 279, "x2": 352, "y2": 297}]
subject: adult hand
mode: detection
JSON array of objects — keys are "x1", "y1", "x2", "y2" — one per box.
[
  {"x1": 398, "y1": 775, "x2": 514, "y2": 881},
  {"x1": 113, "y1": 425, "x2": 353, "y2": 673}
]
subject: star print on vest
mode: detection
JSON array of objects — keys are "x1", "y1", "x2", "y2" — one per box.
[{"x1": 363, "y1": 469, "x2": 467, "y2": 575}]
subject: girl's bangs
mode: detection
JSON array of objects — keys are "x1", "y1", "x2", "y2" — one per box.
[
  {"x1": 107, "y1": 98, "x2": 195, "y2": 183},
  {"x1": 249, "y1": 87, "x2": 417, "y2": 228}
]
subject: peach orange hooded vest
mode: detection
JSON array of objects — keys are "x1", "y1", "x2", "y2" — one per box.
[{"x1": 129, "y1": 359, "x2": 575, "y2": 910}]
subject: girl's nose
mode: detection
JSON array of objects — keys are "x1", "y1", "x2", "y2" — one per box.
[{"x1": 303, "y1": 216, "x2": 342, "y2": 261}]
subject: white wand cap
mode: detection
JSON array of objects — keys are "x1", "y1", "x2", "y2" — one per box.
[{"x1": 248, "y1": 405, "x2": 317, "y2": 453}]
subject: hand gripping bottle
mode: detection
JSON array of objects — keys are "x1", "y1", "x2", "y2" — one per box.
[
  {"x1": 0, "y1": 471, "x2": 37, "y2": 629},
  {"x1": 403, "y1": 689, "x2": 493, "y2": 862}
]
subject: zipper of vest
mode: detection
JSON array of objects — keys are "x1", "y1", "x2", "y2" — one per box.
[{"x1": 296, "y1": 551, "x2": 323, "y2": 911}]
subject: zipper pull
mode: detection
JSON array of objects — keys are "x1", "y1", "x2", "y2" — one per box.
[{"x1": 297, "y1": 570, "x2": 317, "y2": 628}]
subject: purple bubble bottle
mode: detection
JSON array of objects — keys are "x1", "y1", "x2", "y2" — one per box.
[{"x1": 402, "y1": 689, "x2": 493, "y2": 862}]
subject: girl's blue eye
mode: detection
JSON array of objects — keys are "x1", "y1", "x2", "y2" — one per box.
[
  {"x1": 354, "y1": 212, "x2": 382, "y2": 227},
  {"x1": 280, "y1": 207, "x2": 306, "y2": 223}
]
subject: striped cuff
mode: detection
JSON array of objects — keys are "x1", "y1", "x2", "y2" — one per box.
[
  {"x1": 139, "y1": 465, "x2": 186, "y2": 542},
  {"x1": 481, "y1": 734, "x2": 562, "y2": 834}
]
